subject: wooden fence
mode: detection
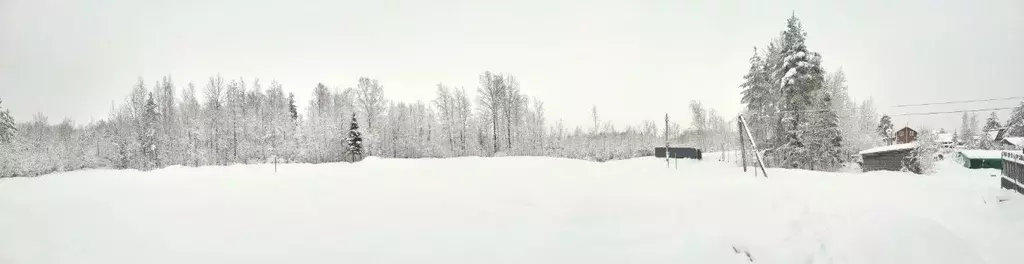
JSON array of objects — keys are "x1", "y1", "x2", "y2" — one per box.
[{"x1": 1002, "y1": 151, "x2": 1024, "y2": 195}]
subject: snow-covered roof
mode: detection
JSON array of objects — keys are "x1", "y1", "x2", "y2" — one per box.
[
  {"x1": 957, "y1": 150, "x2": 1003, "y2": 160},
  {"x1": 859, "y1": 143, "x2": 917, "y2": 155},
  {"x1": 934, "y1": 133, "x2": 954, "y2": 143},
  {"x1": 1003, "y1": 137, "x2": 1024, "y2": 147},
  {"x1": 986, "y1": 130, "x2": 1000, "y2": 141}
]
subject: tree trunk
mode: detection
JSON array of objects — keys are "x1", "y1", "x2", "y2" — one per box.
[{"x1": 492, "y1": 109, "x2": 499, "y2": 153}]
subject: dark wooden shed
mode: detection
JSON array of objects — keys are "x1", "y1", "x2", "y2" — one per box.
[
  {"x1": 859, "y1": 143, "x2": 917, "y2": 172},
  {"x1": 654, "y1": 147, "x2": 702, "y2": 160}
]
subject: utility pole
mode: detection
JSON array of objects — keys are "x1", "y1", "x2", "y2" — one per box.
[
  {"x1": 739, "y1": 119, "x2": 747, "y2": 172},
  {"x1": 665, "y1": 113, "x2": 670, "y2": 168}
]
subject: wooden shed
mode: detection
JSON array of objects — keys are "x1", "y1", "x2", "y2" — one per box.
[
  {"x1": 956, "y1": 150, "x2": 1003, "y2": 169},
  {"x1": 1002, "y1": 137, "x2": 1024, "y2": 150},
  {"x1": 654, "y1": 147, "x2": 702, "y2": 160},
  {"x1": 895, "y1": 127, "x2": 918, "y2": 144},
  {"x1": 859, "y1": 143, "x2": 917, "y2": 172}
]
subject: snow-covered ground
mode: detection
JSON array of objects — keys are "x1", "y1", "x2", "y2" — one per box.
[{"x1": 1, "y1": 157, "x2": 1022, "y2": 264}]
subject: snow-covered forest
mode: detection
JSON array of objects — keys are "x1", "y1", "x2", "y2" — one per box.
[
  {"x1": 0, "y1": 72, "x2": 738, "y2": 177},
  {"x1": 3, "y1": 14, "x2": 1023, "y2": 177}
]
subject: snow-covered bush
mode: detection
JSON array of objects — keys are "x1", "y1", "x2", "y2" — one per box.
[{"x1": 903, "y1": 129, "x2": 939, "y2": 174}]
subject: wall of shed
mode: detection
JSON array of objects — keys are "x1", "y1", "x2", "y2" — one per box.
[{"x1": 861, "y1": 150, "x2": 914, "y2": 172}]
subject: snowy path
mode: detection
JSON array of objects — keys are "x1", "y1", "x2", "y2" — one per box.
[{"x1": 1, "y1": 157, "x2": 1022, "y2": 264}]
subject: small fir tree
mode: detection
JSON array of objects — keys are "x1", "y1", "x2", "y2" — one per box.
[{"x1": 347, "y1": 113, "x2": 363, "y2": 162}]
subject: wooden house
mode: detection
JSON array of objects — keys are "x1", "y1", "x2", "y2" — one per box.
[
  {"x1": 895, "y1": 127, "x2": 917, "y2": 144},
  {"x1": 1002, "y1": 137, "x2": 1024, "y2": 150}
]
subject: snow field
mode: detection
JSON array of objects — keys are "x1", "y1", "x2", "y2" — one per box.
[{"x1": 1, "y1": 157, "x2": 1022, "y2": 264}]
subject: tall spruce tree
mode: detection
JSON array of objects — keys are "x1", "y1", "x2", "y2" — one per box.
[
  {"x1": 141, "y1": 93, "x2": 160, "y2": 169},
  {"x1": 739, "y1": 47, "x2": 773, "y2": 143},
  {"x1": 774, "y1": 14, "x2": 825, "y2": 168},
  {"x1": 809, "y1": 94, "x2": 843, "y2": 170},
  {"x1": 347, "y1": 113, "x2": 363, "y2": 161},
  {"x1": 0, "y1": 98, "x2": 15, "y2": 144},
  {"x1": 288, "y1": 93, "x2": 298, "y2": 120}
]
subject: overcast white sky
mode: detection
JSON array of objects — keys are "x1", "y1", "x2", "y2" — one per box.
[{"x1": 1, "y1": 0, "x2": 1022, "y2": 131}]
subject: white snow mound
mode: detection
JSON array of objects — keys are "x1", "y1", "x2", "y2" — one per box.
[{"x1": 1, "y1": 157, "x2": 1022, "y2": 264}]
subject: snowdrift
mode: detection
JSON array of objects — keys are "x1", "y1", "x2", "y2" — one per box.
[{"x1": 1, "y1": 157, "x2": 1022, "y2": 264}]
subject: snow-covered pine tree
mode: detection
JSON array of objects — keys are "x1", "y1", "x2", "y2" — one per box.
[
  {"x1": 1008, "y1": 102, "x2": 1024, "y2": 137},
  {"x1": 0, "y1": 98, "x2": 15, "y2": 144},
  {"x1": 960, "y1": 112, "x2": 978, "y2": 147},
  {"x1": 347, "y1": 113, "x2": 363, "y2": 162},
  {"x1": 287, "y1": 93, "x2": 298, "y2": 121},
  {"x1": 808, "y1": 94, "x2": 843, "y2": 171},
  {"x1": 762, "y1": 37, "x2": 786, "y2": 151},
  {"x1": 877, "y1": 115, "x2": 893, "y2": 144},
  {"x1": 984, "y1": 112, "x2": 1001, "y2": 131},
  {"x1": 0, "y1": 98, "x2": 16, "y2": 177},
  {"x1": 823, "y1": 68, "x2": 860, "y2": 154},
  {"x1": 739, "y1": 47, "x2": 772, "y2": 144},
  {"x1": 773, "y1": 14, "x2": 826, "y2": 169},
  {"x1": 140, "y1": 93, "x2": 160, "y2": 169}
]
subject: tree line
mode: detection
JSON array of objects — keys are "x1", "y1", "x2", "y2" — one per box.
[
  {"x1": 737, "y1": 15, "x2": 1024, "y2": 172},
  {"x1": 0, "y1": 71, "x2": 737, "y2": 177},
  {"x1": 739, "y1": 14, "x2": 882, "y2": 171}
]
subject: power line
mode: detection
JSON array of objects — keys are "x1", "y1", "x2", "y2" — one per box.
[
  {"x1": 770, "y1": 95, "x2": 1024, "y2": 114},
  {"x1": 756, "y1": 106, "x2": 1017, "y2": 119},
  {"x1": 887, "y1": 107, "x2": 1018, "y2": 117},
  {"x1": 891, "y1": 96, "x2": 1024, "y2": 108}
]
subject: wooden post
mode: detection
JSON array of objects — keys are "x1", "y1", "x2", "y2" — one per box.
[
  {"x1": 665, "y1": 114, "x2": 670, "y2": 168},
  {"x1": 738, "y1": 114, "x2": 768, "y2": 178},
  {"x1": 739, "y1": 118, "x2": 747, "y2": 172}
]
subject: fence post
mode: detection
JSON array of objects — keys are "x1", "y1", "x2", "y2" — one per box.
[
  {"x1": 739, "y1": 120, "x2": 747, "y2": 172},
  {"x1": 738, "y1": 114, "x2": 768, "y2": 178}
]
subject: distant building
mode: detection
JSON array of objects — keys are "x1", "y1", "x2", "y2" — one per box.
[
  {"x1": 895, "y1": 127, "x2": 917, "y2": 144},
  {"x1": 934, "y1": 132, "x2": 954, "y2": 149}
]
